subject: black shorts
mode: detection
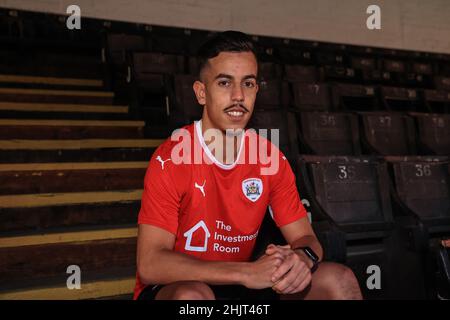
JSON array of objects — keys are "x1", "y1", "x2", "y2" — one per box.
[{"x1": 137, "y1": 284, "x2": 279, "y2": 300}]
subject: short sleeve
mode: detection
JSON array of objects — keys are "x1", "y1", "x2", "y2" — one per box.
[
  {"x1": 269, "y1": 152, "x2": 307, "y2": 228},
  {"x1": 138, "y1": 151, "x2": 181, "y2": 235}
]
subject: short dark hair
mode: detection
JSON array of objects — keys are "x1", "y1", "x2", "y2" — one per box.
[{"x1": 197, "y1": 30, "x2": 258, "y2": 78}]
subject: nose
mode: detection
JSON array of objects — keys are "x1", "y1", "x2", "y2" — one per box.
[{"x1": 231, "y1": 83, "x2": 244, "y2": 103}]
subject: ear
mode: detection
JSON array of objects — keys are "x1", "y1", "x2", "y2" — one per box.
[{"x1": 193, "y1": 80, "x2": 206, "y2": 106}]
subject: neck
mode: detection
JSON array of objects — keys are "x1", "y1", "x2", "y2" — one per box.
[{"x1": 199, "y1": 117, "x2": 244, "y2": 166}]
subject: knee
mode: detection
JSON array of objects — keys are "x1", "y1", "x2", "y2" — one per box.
[
  {"x1": 315, "y1": 262, "x2": 362, "y2": 300},
  {"x1": 170, "y1": 281, "x2": 215, "y2": 300}
]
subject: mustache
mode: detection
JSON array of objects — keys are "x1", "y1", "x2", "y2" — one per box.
[{"x1": 223, "y1": 104, "x2": 249, "y2": 113}]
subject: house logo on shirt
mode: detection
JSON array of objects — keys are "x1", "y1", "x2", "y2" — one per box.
[
  {"x1": 183, "y1": 220, "x2": 210, "y2": 252},
  {"x1": 242, "y1": 178, "x2": 263, "y2": 202}
]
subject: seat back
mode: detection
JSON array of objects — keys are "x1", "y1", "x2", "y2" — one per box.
[
  {"x1": 255, "y1": 80, "x2": 289, "y2": 109},
  {"x1": 170, "y1": 74, "x2": 202, "y2": 125},
  {"x1": 291, "y1": 82, "x2": 330, "y2": 112},
  {"x1": 388, "y1": 156, "x2": 450, "y2": 223},
  {"x1": 411, "y1": 113, "x2": 450, "y2": 156},
  {"x1": 107, "y1": 34, "x2": 147, "y2": 64},
  {"x1": 247, "y1": 109, "x2": 297, "y2": 158},
  {"x1": 331, "y1": 83, "x2": 377, "y2": 111},
  {"x1": 284, "y1": 65, "x2": 317, "y2": 82},
  {"x1": 299, "y1": 112, "x2": 361, "y2": 155},
  {"x1": 360, "y1": 112, "x2": 417, "y2": 155},
  {"x1": 300, "y1": 156, "x2": 393, "y2": 228}
]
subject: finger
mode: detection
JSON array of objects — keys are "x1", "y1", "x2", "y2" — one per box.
[
  {"x1": 265, "y1": 246, "x2": 279, "y2": 255},
  {"x1": 272, "y1": 271, "x2": 296, "y2": 293},
  {"x1": 291, "y1": 271, "x2": 312, "y2": 294},
  {"x1": 271, "y1": 254, "x2": 297, "y2": 282},
  {"x1": 272, "y1": 259, "x2": 305, "y2": 293},
  {"x1": 266, "y1": 246, "x2": 292, "y2": 259},
  {"x1": 278, "y1": 271, "x2": 303, "y2": 294},
  {"x1": 282, "y1": 267, "x2": 309, "y2": 294}
]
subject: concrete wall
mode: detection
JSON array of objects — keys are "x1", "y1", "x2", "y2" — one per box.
[{"x1": 1, "y1": 0, "x2": 449, "y2": 54}]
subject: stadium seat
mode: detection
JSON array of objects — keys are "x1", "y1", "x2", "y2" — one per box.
[
  {"x1": 132, "y1": 52, "x2": 184, "y2": 85},
  {"x1": 316, "y1": 52, "x2": 346, "y2": 66},
  {"x1": 409, "y1": 113, "x2": 450, "y2": 155},
  {"x1": 386, "y1": 156, "x2": 450, "y2": 230},
  {"x1": 423, "y1": 89, "x2": 450, "y2": 114},
  {"x1": 386, "y1": 156, "x2": 450, "y2": 298},
  {"x1": 283, "y1": 65, "x2": 317, "y2": 82},
  {"x1": 406, "y1": 62, "x2": 434, "y2": 88},
  {"x1": 258, "y1": 62, "x2": 283, "y2": 81},
  {"x1": 319, "y1": 65, "x2": 359, "y2": 83},
  {"x1": 168, "y1": 74, "x2": 203, "y2": 126},
  {"x1": 254, "y1": 79, "x2": 289, "y2": 109},
  {"x1": 380, "y1": 86, "x2": 423, "y2": 112},
  {"x1": 296, "y1": 155, "x2": 397, "y2": 299},
  {"x1": 148, "y1": 28, "x2": 187, "y2": 54},
  {"x1": 131, "y1": 52, "x2": 184, "y2": 125},
  {"x1": 106, "y1": 34, "x2": 147, "y2": 65},
  {"x1": 276, "y1": 47, "x2": 314, "y2": 65},
  {"x1": 331, "y1": 83, "x2": 378, "y2": 111},
  {"x1": 296, "y1": 112, "x2": 361, "y2": 155},
  {"x1": 247, "y1": 109, "x2": 298, "y2": 160},
  {"x1": 360, "y1": 111, "x2": 417, "y2": 155},
  {"x1": 435, "y1": 76, "x2": 450, "y2": 91},
  {"x1": 297, "y1": 155, "x2": 393, "y2": 232},
  {"x1": 290, "y1": 82, "x2": 331, "y2": 112},
  {"x1": 350, "y1": 56, "x2": 376, "y2": 71}
]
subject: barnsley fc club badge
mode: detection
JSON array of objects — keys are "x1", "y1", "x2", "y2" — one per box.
[{"x1": 242, "y1": 178, "x2": 263, "y2": 202}]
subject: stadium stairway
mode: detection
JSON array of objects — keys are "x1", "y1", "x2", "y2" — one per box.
[{"x1": 0, "y1": 59, "x2": 164, "y2": 299}]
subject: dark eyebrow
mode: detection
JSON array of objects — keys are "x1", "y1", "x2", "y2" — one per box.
[
  {"x1": 214, "y1": 73, "x2": 233, "y2": 80},
  {"x1": 214, "y1": 74, "x2": 257, "y2": 81},
  {"x1": 243, "y1": 75, "x2": 257, "y2": 81}
]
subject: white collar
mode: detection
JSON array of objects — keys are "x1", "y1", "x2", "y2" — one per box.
[{"x1": 195, "y1": 120, "x2": 245, "y2": 170}]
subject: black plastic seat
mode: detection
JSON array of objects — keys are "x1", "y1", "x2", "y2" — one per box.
[
  {"x1": 331, "y1": 83, "x2": 378, "y2": 111},
  {"x1": 297, "y1": 112, "x2": 361, "y2": 155},
  {"x1": 106, "y1": 34, "x2": 147, "y2": 65},
  {"x1": 132, "y1": 52, "x2": 184, "y2": 94},
  {"x1": 131, "y1": 52, "x2": 184, "y2": 124},
  {"x1": 423, "y1": 90, "x2": 450, "y2": 114},
  {"x1": 290, "y1": 82, "x2": 330, "y2": 112},
  {"x1": 386, "y1": 156, "x2": 450, "y2": 299},
  {"x1": 255, "y1": 79, "x2": 289, "y2": 110},
  {"x1": 320, "y1": 66, "x2": 359, "y2": 83},
  {"x1": 316, "y1": 52, "x2": 346, "y2": 66},
  {"x1": 296, "y1": 155, "x2": 397, "y2": 298},
  {"x1": 386, "y1": 156, "x2": 450, "y2": 230},
  {"x1": 380, "y1": 86, "x2": 423, "y2": 112},
  {"x1": 258, "y1": 62, "x2": 283, "y2": 81},
  {"x1": 169, "y1": 74, "x2": 202, "y2": 126},
  {"x1": 247, "y1": 109, "x2": 298, "y2": 159},
  {"x1": 297, "y1": 155, "x2": 393, "y2": 233},
  {"x1": 435, "y1": 76, "x2": 450, "y2": 91},
  {"x1": 410, "y1": 113, "x2": 450, "y2": 156},
  {"x1": 284, "y1": 65, "x2": 317, "y2": 83},
  {"x1": 360, "y1": 112, "x2": 417, "y2": 155},
  {"x1": 350, "y1": 56, "x2": 376, "y2": 71},
  {"x1": 276, "y1": 47, "x2": 314, "y2": 65}
]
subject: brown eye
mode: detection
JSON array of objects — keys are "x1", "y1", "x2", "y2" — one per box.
[
  {"x1": 218, "y1": 80, "x2": 231, "y2": 87},
  {"x1": 244, "y1": 81, "x2": 256, "y2": 88}
]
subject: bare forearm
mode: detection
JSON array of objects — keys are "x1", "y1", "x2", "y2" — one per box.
[{"x1": 138, "y1": 249, "x2": 248, "y2": 286}]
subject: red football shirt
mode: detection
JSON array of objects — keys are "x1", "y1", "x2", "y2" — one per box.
[{"x1": 133, "y1": 120, "x2": 307, "y2": 299}]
